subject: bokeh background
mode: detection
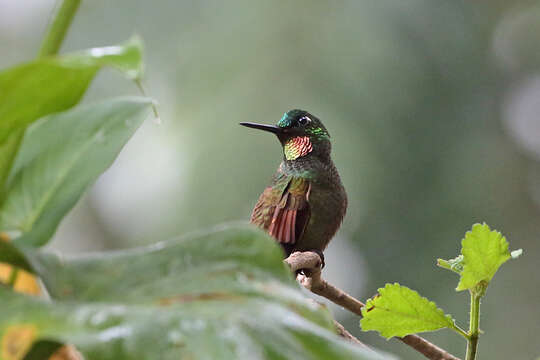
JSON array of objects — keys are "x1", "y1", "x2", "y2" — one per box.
[{"x1": 1, "y1": 1, "x2": 539, "y2": 359}]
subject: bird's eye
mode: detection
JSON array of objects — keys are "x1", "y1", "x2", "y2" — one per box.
[{"x1": 298, "y1": 116, "x2": 311, "y2": 126}]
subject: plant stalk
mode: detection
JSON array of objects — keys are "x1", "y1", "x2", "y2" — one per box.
[
  {"x1": 452, "y1": 324, "x2": 470, "y2": 340},
  {"x1": 38, "y1": 0, "x2": 81, "y2": 58},
  {"x1": 465, "y1": 291, "x2": 480, "y2": 360}
]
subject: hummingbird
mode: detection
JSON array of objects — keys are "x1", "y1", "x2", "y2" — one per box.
[{"x1": 241, "y1": 109, "x2": 347, "y2": 264}]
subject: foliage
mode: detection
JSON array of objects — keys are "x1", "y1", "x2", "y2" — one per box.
[
  {"x1": 454, "y1": 223, "x2": 516, "y2": 291},
  {"x1": 0, "y1": 37, "x2": 143, "y2": 191},
  {"x1": 0, "y1": 97, "x2": 152, "y2": 247},
  {"x1": 360, "y1": 223, "x2": 523, "y2": 359},
  {"x1": 0, "y1": 226, "x2": 384, "y2": 360},
  {"x1": 0, "y1": 2, "x2": 388, "y2": 359},
  {"x1": 0, "y1": 1, "x2": 528, "y2": 360},
  {"x1": 360, "y1": 283, "x2": 455, "y2": 338},
  {"x1": 0, "y1": 35, "x2": 147, "y2": 297}
]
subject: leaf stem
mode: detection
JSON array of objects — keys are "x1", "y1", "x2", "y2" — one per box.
[
  {"x1": 38, "y1": 0, "x2": 81, "y2": 58},
  {"x1": 465, "y1": 291, "x2": 480, "y2": 360},
  {"x1": 451, "y1": 324, "x2": 470, "y2": 340},
  {"x1": 135, "y1": 80, "x2": 160, "y2": 122}
]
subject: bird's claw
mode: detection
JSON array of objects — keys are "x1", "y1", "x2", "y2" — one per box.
[
  {"x1": 296, "y1": 250, "x2": 325, "y2": 277},
  {"x1": 311, "y1": 249, "x2": 325, "y2": 269}
]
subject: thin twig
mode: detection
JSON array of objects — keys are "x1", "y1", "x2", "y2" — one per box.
[
  {"x1": 333, "y1": 320, "x2": 369, "y2": 348},
  {"x1": 285, "y1": 251, "x2": 461, "y2": 360}
]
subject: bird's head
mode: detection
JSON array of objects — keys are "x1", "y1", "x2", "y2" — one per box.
[{"x1": 240, "y1": 109, "x2": 331, "y2": 161}]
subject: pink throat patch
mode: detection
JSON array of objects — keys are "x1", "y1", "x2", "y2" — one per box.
[{"x1": 284, "y1": 136, "x2": 313, "y2": 160}]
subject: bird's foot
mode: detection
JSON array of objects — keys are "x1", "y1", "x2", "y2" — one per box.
[
  {"x1": 297, "y1": 250, "x2": 324, "y2": 277},
  {"x1": 310, "y1": 249, "x2": 325, "y2": 269},
  {"x1": 284, "y1": 250, "x2": 325, "y2": 277}
]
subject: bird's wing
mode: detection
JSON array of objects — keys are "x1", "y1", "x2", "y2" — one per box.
[{"x1": 251, "y1": 176, "x2": 311, "y2": 245}]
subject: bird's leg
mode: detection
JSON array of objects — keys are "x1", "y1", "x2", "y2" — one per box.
[{"x1": 284, "y1": 251, "x2": 324, "y2": 276}]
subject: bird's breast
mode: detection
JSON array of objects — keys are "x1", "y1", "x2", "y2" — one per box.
[{"x1": 297, "y1": 175, "x2": 347, "y2": 252}]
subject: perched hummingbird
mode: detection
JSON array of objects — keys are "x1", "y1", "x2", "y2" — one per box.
[{"x1": 241, "y1": 109, "x2": 347, "y2": 263}]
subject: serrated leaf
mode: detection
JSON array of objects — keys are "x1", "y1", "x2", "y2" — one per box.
[
  {"x1": 0, "y1": 36, "x2": 143, "y2": 190},
  {"x1": 360, "y1": 283, "x2": 455, "y2": 339},
  {"x1": 0, "y1": 225, "x2": 388, "y2": 360},
  {"x1": 456, "y1": 223, "x2": 514, "y2": 291},
  {"x1": 0, "y1": 97, "x2": 152, "y2": 247}
]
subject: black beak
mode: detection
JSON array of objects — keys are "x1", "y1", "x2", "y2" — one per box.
[{"x1": 239, "y1": 122, "x2": 282, "y2": 135}]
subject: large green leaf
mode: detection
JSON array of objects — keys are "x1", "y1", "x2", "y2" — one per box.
[
  {"x1": 0, "y1": 225, "x2": 387, "y2": 360},
  {"x1": 0, "y1": 36, "x2": 143, "y2": 189},
  {"x1": 0, "y1": 97, "x2": 152, "y2": 247}
]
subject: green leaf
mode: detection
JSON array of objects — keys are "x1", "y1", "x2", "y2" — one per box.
[
  {"x1": 21, "y1": 224, "x2": 299, "y2": 303},
  {"x1": 57, "y1": 35, "x2": 143, "y2": 80},
  {"x1": 456, "y1": 223, "x2": 516, "y2": 292},
  {"x1": 0, "y1": 225, "x2": 387, "y2": 360},
  {"x1": 0, "y1": 97, "x2": 152, "y2": 246},
  {"x1": 1, "y1": 289, "x2": 386, "y2": 360},
  {"x1": 0, "y1": 36, "x2": 143, "y2": 190},
  {"x1": 360, "y1": 283, "x2": 455, "y2": 339}
]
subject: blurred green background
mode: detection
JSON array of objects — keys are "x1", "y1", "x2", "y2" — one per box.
[{"x1": 2, "y1": 0, "x2": 539, "y2": 358}]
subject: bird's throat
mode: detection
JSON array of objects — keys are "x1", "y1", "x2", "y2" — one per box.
[{"x1": 284, "y1": 136, "x2": 313, "y2": 160}]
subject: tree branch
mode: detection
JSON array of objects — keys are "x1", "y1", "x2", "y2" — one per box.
[{"x1": 285, "y1": 251, "x2": 461, "y2": 360}]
